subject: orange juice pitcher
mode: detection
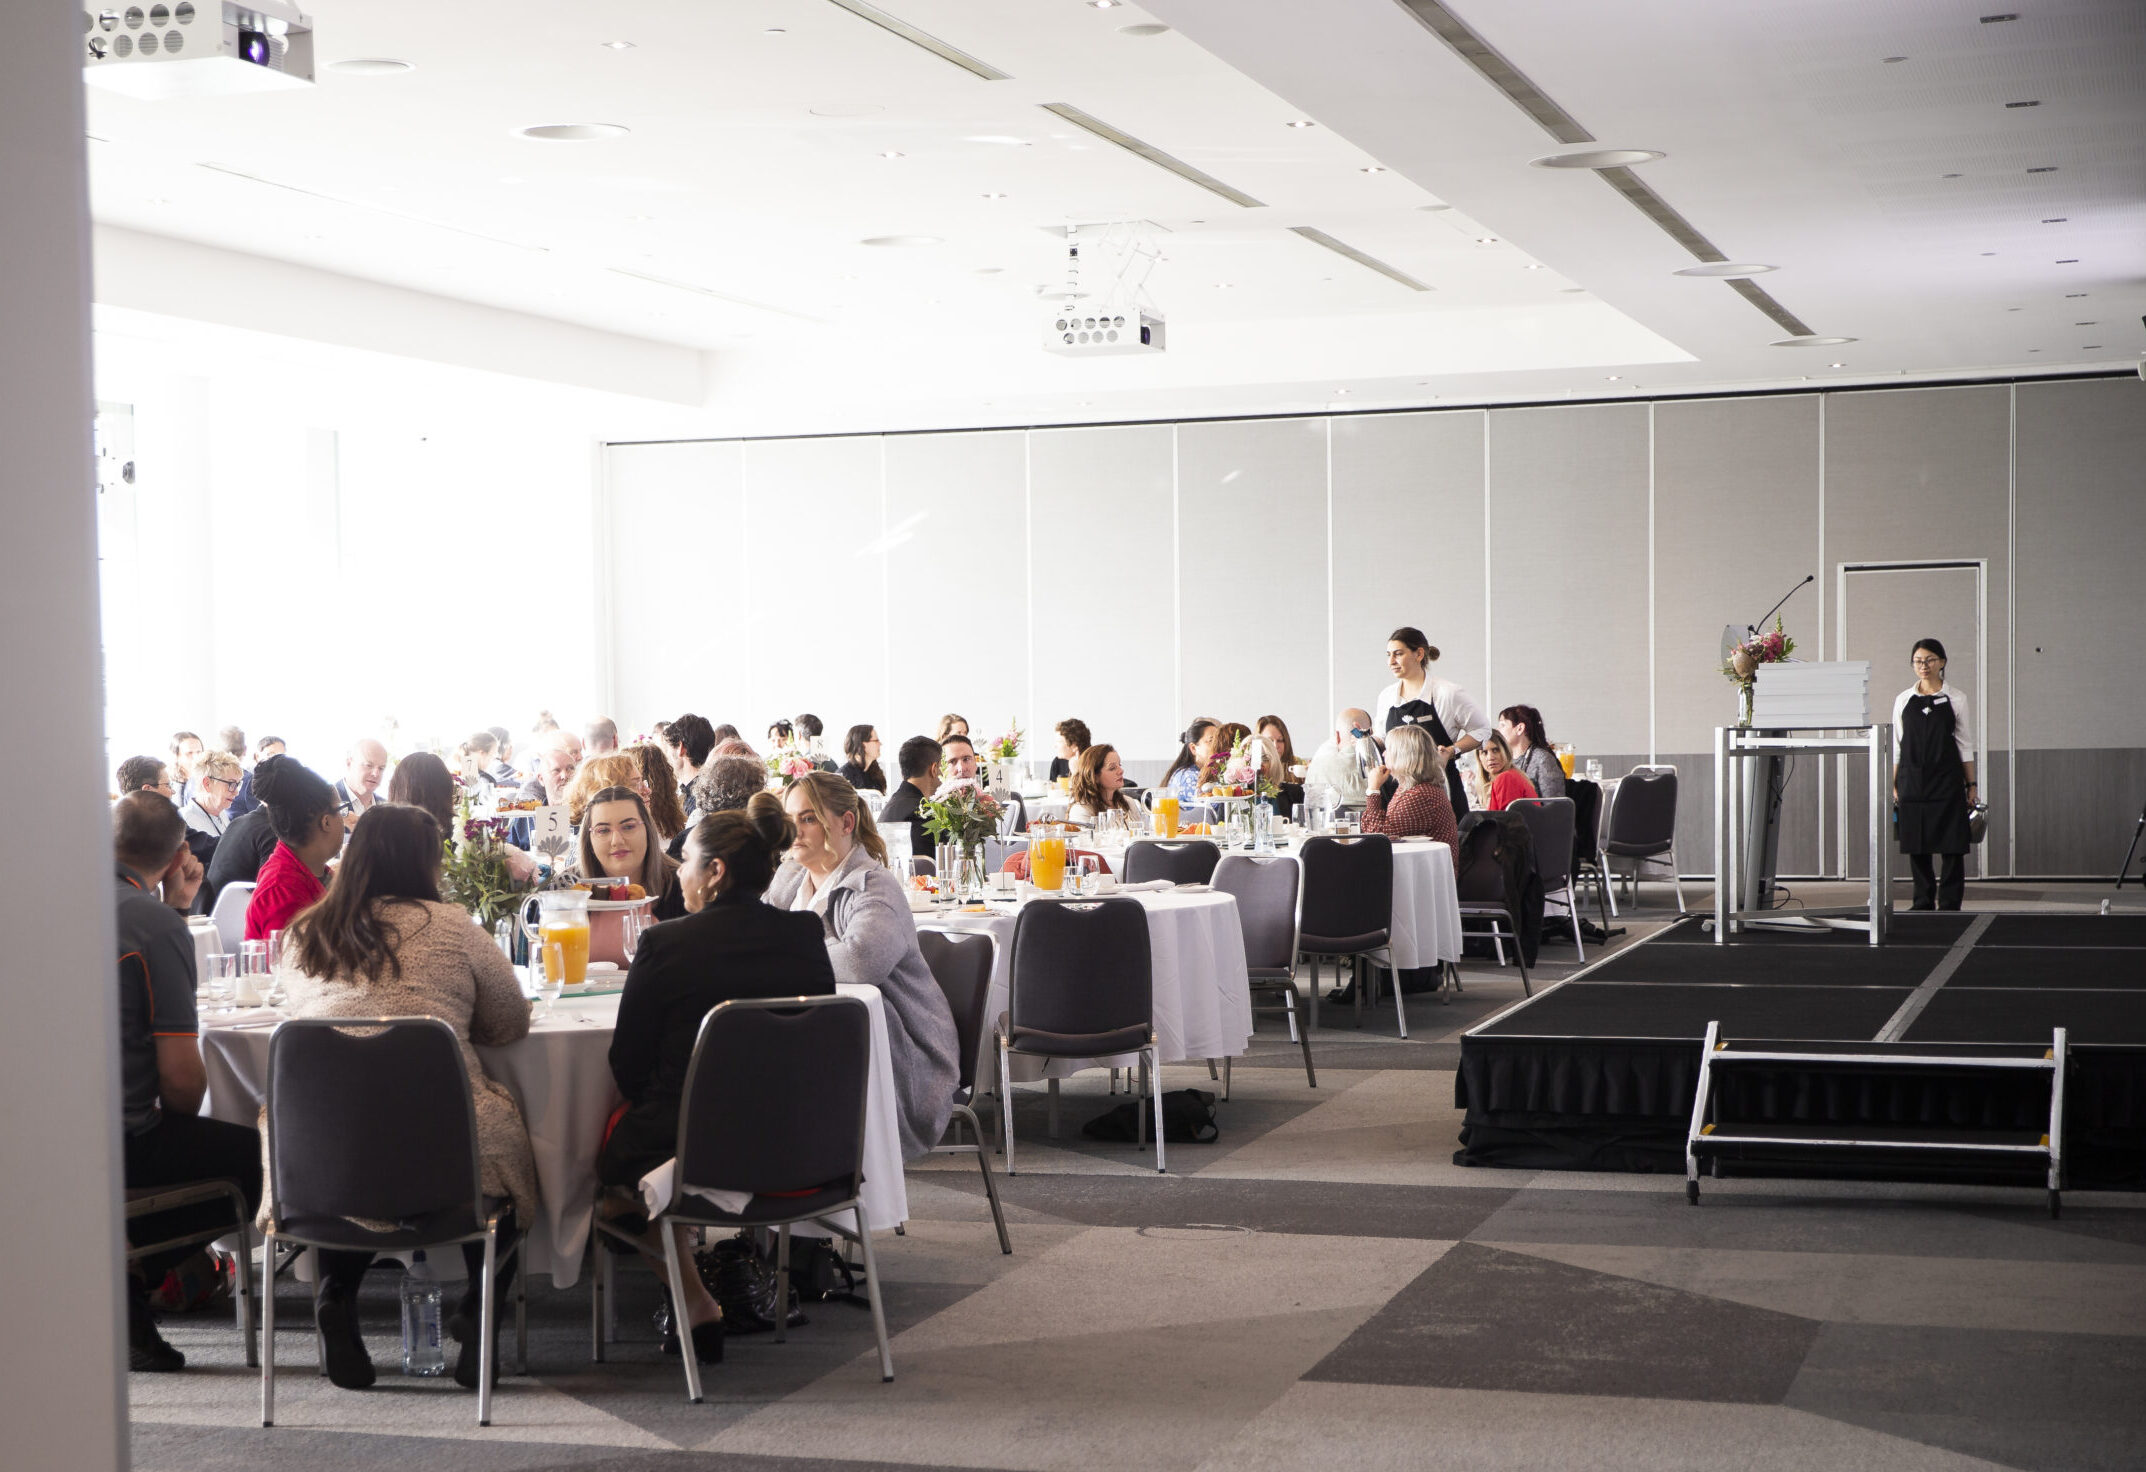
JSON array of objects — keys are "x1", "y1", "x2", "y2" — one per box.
[
  {"x1": 1156, "y1": 794, "x2": 1181, "y2": 838},
  {"x1": 1031, "y1": 826, "x2": 1070, "y2": 891},
  {"x1": 522, "y1": 890, "x2": 591, "y2": 986}
]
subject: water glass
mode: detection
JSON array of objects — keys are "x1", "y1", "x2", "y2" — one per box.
[
  {"x1": 1065, "y1": 856, "x2": 1099, "y2": 896},
  {"x1": 235, "y1": 940, "x2": 269, "y2": 1006},
  {"x1": 533, "y1": 942, "x2": 565, "y2": 1021},
  {"x1": 1585, "y1": 759, "x2": 1604, "y2": 783},
  {"x1": 204, "y1": 953, "x2": 238, "y2": 1014}
]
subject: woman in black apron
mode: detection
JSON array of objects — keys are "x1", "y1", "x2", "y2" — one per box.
[
  {"x1": 1371, "y1": 626, "x2": 1489, "y2": 817},
  {"x1": 1892, "y1": 637, "x2": 1977, "y2": 911}
]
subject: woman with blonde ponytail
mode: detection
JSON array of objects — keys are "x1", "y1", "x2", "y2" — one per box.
[{"x1": 767, "y1": 771, "x2": 959, "y2": 1159}]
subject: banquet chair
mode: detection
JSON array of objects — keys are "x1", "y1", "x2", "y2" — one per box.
[
  {"x1": 126, "y1": 1179, "x2": 258, "y2": 1367},
  {"x1": 915, "y1": 929, "x2": 1013, "y2": 1254},
  {"x1": 1565, "y1": 778, "x2": 1615, "y2": 926},
  {"x1": 591, "y1": 995, "x2": 891, "y2": 1401},
  {"x1": 1212, "y1": 855, "x2": 1312, "y2": 1092},
  {"x1": 1122, "y1": 839, "x2": 1222, "y2": 886},
  {"x1": 907, "y1": 855, "x2": 936, "y2": 878},
  {"x1": 999, "y1": 793, "x2": 1028, "y2": 836},
  {"x1": 260, "y1": 1017, "x2": 525, "y2": 1427},
  {"x1": 1000, "y1": 897, "x2": 1161, "y2": 1174},
  {"x1": 984, "y1": 834, "x2": 1031, "y2": 874},
  {"x1": 1510, "y1": 797, "x2": 1584, "y2": 961},
  {"x1": 1297, "y1": 835, "x2": 1400, "y2": 1037},
  {"x1": 1602, "y1": 765, "x2": 1686, "y2": 912},
  {"x1": 209, "y1": 881, "x2": 255, "y2": 952}
]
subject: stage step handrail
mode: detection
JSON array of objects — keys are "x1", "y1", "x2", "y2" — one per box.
[{"x1": 1684, "y1": 1020, "x2": 2068, "y2": 1217}]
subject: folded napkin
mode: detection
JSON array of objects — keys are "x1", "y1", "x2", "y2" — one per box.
[
  {"x1": 1114, "y1": 879, "x2": 1176, "y2": 893},
  {"x1": 638, "y1": 1158, "x2": 750, "y2": 1219}
]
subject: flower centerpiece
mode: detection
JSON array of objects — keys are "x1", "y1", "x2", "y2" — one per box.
[
  {"x1": 921, "y1": 778, "x2": 1004, "y2": 899},
  {"x1": 1721, "y1": 617, "x2": 1797, "y2": 725},
  {"x1": 765, "y1": 749, "x2": 817, "y2": 787},
  {"x1": 1204, "y1": 735, "x2": 1283, "y2": 849},
  {"x1": 441, "y1": 792, "x2": 535, "y2": 928},
  {"x1": 986, "y1": 720, "x2": 1023, "y2": 793}
]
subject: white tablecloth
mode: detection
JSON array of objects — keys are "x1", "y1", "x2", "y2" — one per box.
[
  {"x1": 922, "y1": 888, "x2": 1252, "y2": 1081},
  {"x1": 1259, "y1": 837, "x2": 1464, "y2": 970},
  {"x1": 199, "y1": 982, "x2": 908, "y2": 1287}
]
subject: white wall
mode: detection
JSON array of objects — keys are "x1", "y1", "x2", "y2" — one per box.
[{"x1": 1, "y1": 7, "x2": 127, "y2": 1466}]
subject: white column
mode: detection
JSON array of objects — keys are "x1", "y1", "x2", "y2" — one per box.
[{"x1": 0, "y1": 9, "x2": 128, "y2": 1470}]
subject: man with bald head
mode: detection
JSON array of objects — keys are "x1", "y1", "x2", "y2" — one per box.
[
  {"x1": 1304, "y1": 707, "x2": 1377, "y2": 806},
  {"x1": 337, "y1": 738, "x2": 389, "y2": 830}
]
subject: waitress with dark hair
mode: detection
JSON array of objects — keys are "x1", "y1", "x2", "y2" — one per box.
[
  {"x1": 244, "y1": 756, "x2": 345, "y2": 941},
  {"x1": 1371, "y1": 626, "x2": 1491, "y2": 816},
  {"x1": 1893, "y1": 638, "x2": 1977, "y2": 911}
]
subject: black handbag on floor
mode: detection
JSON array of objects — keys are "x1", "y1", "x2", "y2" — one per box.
[{"x1": 1082, "y1": 1088, "x2": 1220, "y2": 1144}]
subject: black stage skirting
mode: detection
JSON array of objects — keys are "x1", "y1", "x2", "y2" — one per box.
[{"x1": 1455, "y1": 912, "x2": 2146, "y2": 1188}]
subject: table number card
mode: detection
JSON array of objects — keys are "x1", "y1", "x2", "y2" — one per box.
[{"x1": 525, "y1": 804, "x2": 574, "y2": 867}]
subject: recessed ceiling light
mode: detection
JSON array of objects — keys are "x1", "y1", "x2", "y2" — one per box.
[
  {"x1": 2028, "y1": 348, "x2": 2041, "y2": 352},
  {"x1": 973, "y1": 267, "x2": 1003, "y2": 275},
  {"x1": 1980, "y1": 13, "x2": 2018, "y2": 23},
  {"x1": 2042, "y1": 217, "x2": 2068, "y2": 223},
  {"x1": 981, "y1": 191, "x2": 1006, "y2": 199},
  {"x1": 1418, "y1": 203, "x2": 1452, "y2": 212},
  {"x1": 1119, "y1": 23, "x2": 1171, "y2": 36},
  {"x1": 1673, "y1": 262, "x2": 1777, "y2": 278},
  {"x1": 763, "y1": 27, "x2": 786, "y2": 34},
  {"x1": 860, "y1": 235, "x2": 943, "y2": 247},
  {"x1": 1088, "y1": 0, "x2": 1120, "y2": 8},
  {"x1": 1981, "y1": 251, "x2": 1997, "y2": 256},
  {"x1": 2074, "y1": 321, "x2": 2097, "y2": 326},
  {"x1": 1883, "y1": 55, "x2": 1908, "y2": 63},
  {"x1": 1605, "y1": 375, "x2": 1621, "y2": 381},
  {"x1": 1474, "y1": 236, "x2": 1498, "y2": 245},
  {"x1": 1828, "y1": 362, "x2": 1845, "y2": 368},
  {"x1": 1214, "y1": 282, "x2": 1233, "y2": 288},
  {"x1": 1335, "y1": 387, "x2": 1352, "y2": 394},
  {"x1": 1287, "y1": 120, "x2": 1317, "y2": 129},
  {"x1": 961, "y1": 133, "x2": 1029, "y2": 145},
  {"x1": 879, "y1": 151, "x2": 905, "y2": 159},
  {"x1": 1359, "y1": 165, "x2": 1387, "y2": 173},
  {"x1": 1522, "y1": 263, "x2": 1544, "y2": 270},
  {"x1": 2056, "y1": 258, "x2": 2078, "y2": 263},
  {"x1": 2004, "y1": 100, "x2": 2040, "y2": 108},
  {"x1": 517, "y1": 123, "x2": 630, "y2": 142},
  {"x1": 2028, "y1": 166, "x2": 2059, "y2": 173},
  {"x1": 146, "y1": 196, "x2": 170, "y2": 204},
  {"x1": 1559, "y1": 287, "x2": 1587, "y2": 293},
  {"x1": 1943, "y1": 173, "x2": 1963, "y2": 179},
  {"x1": 327, "y1": 58, "x2": 415, "y2": 75},
  {"x1": 1770, "y1": 335, "x2": 1858, "y2": 347},
  {"x1": 2083, "y1": 345, "x2": 2101, "y2": 350},
  {"x1": 601, "y1": 40, "x2": 635, "y2": 50},
  {"x1": 2065, "y1": 292, "x2": 2088, "y2": 298},
  {"x1": 1529, "y1": 148, "x2": 1666, "y2": 169},
  {"x1": 2007, "y1": 307, "x2": 2022, "y2": 311}
]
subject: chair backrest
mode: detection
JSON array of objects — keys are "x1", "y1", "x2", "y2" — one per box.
[
  {"x1": 1606, "y1": 767, "x2": 1678, "y2": 851},
  {"x1": 984, "y1": 835, "x2": 1030, "y2": 874},
  {"x1": 1122, "y1": 839, "x2": 1222, "y2": 885},
  {"x1": 1298, "y1": 835, "x2": 1394, "y2": 939},
  {"x1": 915, "y1": 928, "x2": 998, "y2": 1093},
  {"x1": 907, "y1": 854, "x2": 936, "y2": 878},
  {"x1": 1508, "y1": 797, "x2": 1576, "y2": 889},
  {"x1": 999, "y1": 793, "x2": 1028, "y2": 836},
  {"x1": 676, "y1": 995, "x2": 870, "y2": 1198},
  {"x1": 265, "y1": 1017, "x2": 480, "y2": 1230},
  {"x1": 209, "y1": 881, "x2": 255, "y2": 952},
  {"x1": 1212, "y1": 854, "x2": 1301, "y2": 973},
  {"x1": 1008, "y1": 897, "x2": 1152, "y2": 1039}
]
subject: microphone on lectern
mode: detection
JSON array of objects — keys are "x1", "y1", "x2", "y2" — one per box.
[{"x1": 1748, "y1": 574, "x2": 1814, "y2": 637}]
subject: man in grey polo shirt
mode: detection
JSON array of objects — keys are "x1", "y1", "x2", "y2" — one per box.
[{"x1": 113, "y1": 792, "x2": 262, "y2": 1373}]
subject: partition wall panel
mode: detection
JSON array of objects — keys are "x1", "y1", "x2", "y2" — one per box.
[
  {"x1": 1652, "y1": 395, "x2": 1824, "y2": 874},
  {"x1": 739, "y1": 436, "x2": 887, "y2": 731},
  {"x1": 883, "y1": 431, "x2": 1028, "y2": 752},
  {"x1": 1330, "y1": 411, "x2": 1488, "y2": 733},
  {"x1": 609, "y1": 442, "x2": 746, "y2": 724},
  {"x1": 2013, "y1": 378, "x2": 2146, "y2": 874},
  {"x1": 1028, "y1": 424, "x2": 1178, "y2": 765},
  {"x1": 1177, "y1": 417, "x2": 1329, "y2": 744},
  {"x1": 1486, "y1": 403, "x2": 1652, "y2": 756}
]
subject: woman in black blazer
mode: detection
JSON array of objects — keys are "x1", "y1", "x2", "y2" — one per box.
[{"x1": 598, "y1": 792, "x2": 834, "y2": 1362}]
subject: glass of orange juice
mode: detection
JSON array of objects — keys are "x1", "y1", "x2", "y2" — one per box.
[
  {"x1": 525, "y1": 890, "x2": 591, "y2": 987},
  {"x1": 1556, "y1": 743, "x2": 1576, "y2": 778},
  {"x1": 1156, "y1": 794, "x2": 1181, "y2": 838},
  {"x1": 1031, "y1": 828, "x2": 1069, "y2": 891}
]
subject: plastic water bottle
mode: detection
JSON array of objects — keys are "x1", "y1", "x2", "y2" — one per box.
[{"x1": 399, "y1": 1251, "x2": 446, "y2": 1377}]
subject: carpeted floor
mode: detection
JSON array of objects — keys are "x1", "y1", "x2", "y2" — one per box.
[{"x1": 130, "y1": 882, "x2": 2146, "y2": 1472}]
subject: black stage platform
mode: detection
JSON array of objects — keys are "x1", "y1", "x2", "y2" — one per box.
[{"x1": 1454, "y1": 911, "x2": 2146, "y2": 1188}]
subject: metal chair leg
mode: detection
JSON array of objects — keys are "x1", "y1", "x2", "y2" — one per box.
[
  {"x1": 1222, "y1": 1055, "x2": 1231, "y2": 1101},
  {"x1": 1047, "y1": 1075, "x2": 1060, "y2": 1138},
  {"x1": 1148, "y1": 1044, "x2": 1166, "y2": 1174},
  {"x1": 515, "y1": 1252, "x2": 527, "y2": 1375},
  {"x1": 662, "y1": 1223, "x2": 704, "y2": 1404},
  {"x1": 853, "y1": 1207, "x2": 894, "y2": 1382},
  {"x1": 232, "y1": 1219, "x2": 258, "y2": 1368},
  {"x1": 589, "y1": 1235, "x2": 604, "y2": 1363},
  {"x1": 1287, "y1": 986, "x2": 1316, "y2": 1088},
  {"x1": 773, "y1": 1224, "x2": 792, "y2": 1345},
  {"x1": 477, "y1": 1223, "x2": 498, "y2": 1425},
  {"x1": 953, "y1": 1104, "x2": 1012, "y2": 1254},
  {"x1": 999, "y1": 1037, "x2": 1017, "y2": 1177},
  {"x1": 260, "y1": 1227, "x2": 277, "y2": 1426}
]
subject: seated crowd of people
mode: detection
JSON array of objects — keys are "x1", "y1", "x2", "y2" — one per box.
[{"x1": 114, "y1": 636, "x2": 1569, "y2": 1377}]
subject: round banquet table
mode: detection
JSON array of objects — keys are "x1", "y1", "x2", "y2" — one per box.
[
  {"x1": 198, "y1": 981, "x2": 909, "y2": 1287},
  {"x1": 920, "y1": 886, "x2": 1252, "y2": 1081}
]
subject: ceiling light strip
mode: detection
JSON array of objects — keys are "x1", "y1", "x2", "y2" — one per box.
[
  {"x1": 820, "y1": 0, "x2": 1010, "y2": 81},
  {"x1": 1724, "y1": 277, "x2": 1814, "y2": 338},
  {"x1": 196, "y1": 162, "x2": 547, "y2": 253},
  {"x1": 607, "y1": 268, "x2": 826, "y2": 324},
  {"x1": 1390, "y1": 0, "x2": 1592, "y2": 145},
  {"x1": 1039, "y1": 103, "x2": 1267, "y2": 208},
  {"x1": 1288, "y1": 226, "x2": 1431, "y2": 291}
]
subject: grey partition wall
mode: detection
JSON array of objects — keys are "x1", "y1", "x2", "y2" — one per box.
[{"x1": 603, "y1": 373, "x2": 2145, "y2": 877}]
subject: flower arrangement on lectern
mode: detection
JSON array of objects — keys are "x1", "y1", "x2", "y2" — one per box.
[{"x1": 1722, "y1": 618, "x2": 1797, "y2": 725}]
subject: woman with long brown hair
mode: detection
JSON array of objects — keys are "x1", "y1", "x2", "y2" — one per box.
[
  {"x1": 274, "y1": 804, "x2": 535, "y2": 1392},
  {"x1": 766, "y1": 772, "x2": 959, "y2": 1160},
  {"x1": 386, "y1": 750, "x2": 457, "y2": 834},
  {"x1": 628, "y1": 741, "x2": 689, "y2": 843},
  {"x1": 576, "y1": 785, "x2": 685, "y2": 920},
  {"x1": 1066, "y1": 743, "x2": 1145, "y2": 828}
]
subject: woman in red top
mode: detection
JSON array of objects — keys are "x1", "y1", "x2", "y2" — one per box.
[
  {"x1": 1361, "y1": 725, "x2": 1460, "y2": 848},
  {"x1": 1476, "y1": 731, "x2": 1539, "y2": 813},
  {"x1": 245, "y1": 756, "x2": 345, "y2": 941}
]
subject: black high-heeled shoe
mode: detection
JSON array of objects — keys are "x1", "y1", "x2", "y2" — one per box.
[
  {"x1": 657, "y1": 1289, "x2": 726, "y2": 1364},
  {"x1": 314, "y1": 1286, "x2": 376, "y2": 1390}
]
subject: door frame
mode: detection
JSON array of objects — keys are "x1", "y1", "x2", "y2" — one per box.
[{"x1": 1835, "y1": 559, "x2": 1991, "y2": 879}]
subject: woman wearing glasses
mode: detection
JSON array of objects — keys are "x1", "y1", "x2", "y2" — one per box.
[
  {"x1": 1893, "y1": 638, "x2": 1977, "y2": 911},
  {"x1": 179, "y1": 751, "x2": 242, "y2": 839}
]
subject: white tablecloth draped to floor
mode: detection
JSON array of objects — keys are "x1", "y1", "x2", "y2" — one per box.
[
  {"x1": 199, "y1": 981, "x2": 908, "y2": 1287},
  {"x1": 920, "y1": 887, "x2": 1252, "y2": 1081},
  {"x1": 1258, "y1": 837, "x2": 1464, "y2": 970}
]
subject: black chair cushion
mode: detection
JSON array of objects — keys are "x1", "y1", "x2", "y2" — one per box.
[
  {"x1": 1604, "y1": 838, "x2": 1673, "y2": 858},
  {"x1": 667, "y1": 1178, "x2": 860, "y2": 1228},
  {"x1": 276, "y1": 1203, "x2": 486, "y2": 1251},
  {"x1": 1247, "y1": 966, "x2": 1296, "y2": 983},
  {"x1": 1299, "y1": 929, "x2": 1389, "y2": 954},
  {"x1": 1007, "y1": 1022, "x2": 1152, "y2": 1056}
]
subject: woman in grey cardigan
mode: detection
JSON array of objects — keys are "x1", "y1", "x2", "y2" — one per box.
[
  {"x1": 765, "y1": 771, "x2": 960, "y2": 1160},
  {"x1": 1497, "y1": 704, "x2": 1566, "y2": 800}
]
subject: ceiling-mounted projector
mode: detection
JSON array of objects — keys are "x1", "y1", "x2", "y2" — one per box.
[
  {"x1": 83, "y1": 1, "x2": 314, "y2": 99},
  {"x1": 1044, "y1": 308, "x2": 1166, "y2": 357}
]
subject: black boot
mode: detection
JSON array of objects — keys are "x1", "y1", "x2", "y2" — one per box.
[
  {"x1": 314, "y1": 1280, "x2": 376, "y2": 1390},
  {"x1": 127, "y1": 1278, "x2": 185, "y2": 1373}
]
